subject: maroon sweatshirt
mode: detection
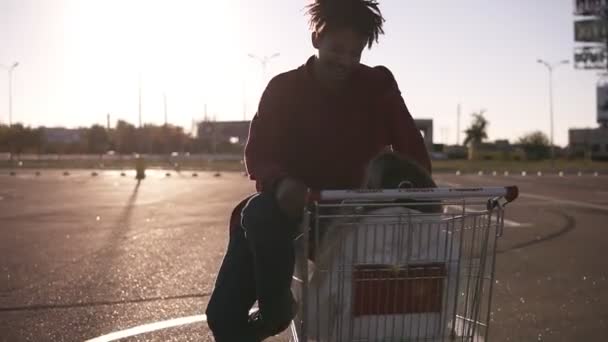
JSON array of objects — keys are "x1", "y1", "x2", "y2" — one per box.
[{"x1": 245, "y1": 56, "x2": 431, "y2": 192}]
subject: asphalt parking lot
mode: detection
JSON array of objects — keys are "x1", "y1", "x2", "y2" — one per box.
[{"x1": 1, "y1": 170, "x2": 607, "y2": 341}]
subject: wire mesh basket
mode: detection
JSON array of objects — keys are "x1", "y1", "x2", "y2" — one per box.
[{"x1": 290, "y1": 186, "x2": 518, "y2": 342}]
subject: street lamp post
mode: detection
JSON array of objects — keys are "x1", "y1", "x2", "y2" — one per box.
[
  {"x1": 248, "y1": 53, "x2": 280, "y2": 82},
  {"x1": 1, "y1": 62, "x2": 19, "y2": 127},
  {"x1": 138, "y1": 73, "x2": 142, "y2": 128},
  {"x1": 537, "y1": 59, "x2": 569, "y2": 167},
  {"x1": 247, "y1": 53, "x2": 280, "y2": 121}
]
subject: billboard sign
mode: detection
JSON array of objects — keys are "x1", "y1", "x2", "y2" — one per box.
[
  {"x1": 574, "y1": 0, "x2": 608, "y2": 16},
  {"x1": 574, "y1": 45, "x2": 608, "y2": 69},
  {"x1": 575, "y1": 19, "x2": 608, "y2": 42},
  {"x1": 598, "y1": 84, "x2": 608, "y2": 123}
]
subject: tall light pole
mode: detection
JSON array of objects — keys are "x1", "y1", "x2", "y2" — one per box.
[
  {"x1": 247, "y1": 53, "x2": 279, "y2": 119},
  {"x1": 163, "y1": 92, "x2": 168, "y2": 126},
  {"x1": 242, "y1": 79, "x2": 247, "y2": 121},
  {"x1": 1, "y1": 62, "x2": 19, "y2": 127},
  {"x1": 248, "y1": 53, "x2": 280, "y2": 82},
  {"x1": 138, "y1": 73, "x2": 143, "y2": 128},
  {"x1": 537, "y1": 59, "x2": 569, "y2": 167},
  {"x1": 457, "y1": 103, "x2": 461, "y2": 145}
]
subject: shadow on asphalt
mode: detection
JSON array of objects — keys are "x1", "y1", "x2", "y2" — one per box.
[{"x1": 498, "y1": 210, "x2": 575, "y2": 254}]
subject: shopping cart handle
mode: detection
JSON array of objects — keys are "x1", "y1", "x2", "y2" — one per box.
[
  {"x1": 505, "y1": 185, "x2": 519, "y2": 203},
  {"x1": 307, "y1": 190, "x2": 321, "y2": 203},
  {"x1": 309, "y1": 186, "x2": 520, "y2": 202}
]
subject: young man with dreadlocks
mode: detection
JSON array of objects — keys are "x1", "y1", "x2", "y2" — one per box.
[{"x1": 205, "y1": 0, "x2": 431, "y2": 340}]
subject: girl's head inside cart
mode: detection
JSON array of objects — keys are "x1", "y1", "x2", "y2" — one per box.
[{"x1": 364, "y1": 151, "x2": 443, "y2": 213}]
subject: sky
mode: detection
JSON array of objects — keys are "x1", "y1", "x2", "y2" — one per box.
[{"x1": 0, "y1": 0, "x2": 603, "y2": 146}]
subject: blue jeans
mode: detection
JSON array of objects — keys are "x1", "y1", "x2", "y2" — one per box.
[{"x1": 206, "y1": 192, "x2": 297, "y2": 341}]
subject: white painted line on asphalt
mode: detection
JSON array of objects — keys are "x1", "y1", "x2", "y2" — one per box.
[
  {"x1": 85, "y1": 314, "x2": 205, "y2": 342},
  {"x1": 440, "y1": 179, "x2": 608, "y2": 211},
  {"x1": 503, "y1": 219, "x2": 533, "y2": 227},
  {"x1": 85, "y1": 308, "x2": 258, "y2": 342},
  {"x1": 437, "y1": 183, "x2": 532, "y2": 226},
  {"x1": 521, "y1": 193, "x2": 608, "y2": 212}
]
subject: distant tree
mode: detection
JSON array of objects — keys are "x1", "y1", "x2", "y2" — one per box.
[
  {"x1": 0, "y1": 124, "x2": 10, "y2": 152},
  {"x1": 33, "y1": 128, "x2": 44, "y2": 153},
  {"x1": 114, "y1": 120, "x2": 137, "y2": 154},
  {"x1": 0, "y1": 121, "x2": 197, "y2": 155},
  {"x1": 165, "y1": 124, "x2": 188, "y2": 152},
  {"x1": 19, "y1": 126, "x2": 44, "y2": 154},
  {"x1": 135, "y1": 123, "x2": 189, "y2": 154},
  {"x1": 8, "y1": 123, "x2": 27, "y2": 155},
  {"x1": 463, "y1": 110, "x2": 489, "y2": 147},
  {"x1": 87, "y1": 124, "x2": 109, "y2": 155},
  {"x1": 518, "y1": 131, "x2": 550, "y2": 160},
  {"x1": 463, "y1": 110, "x2": 489, "y2": 160}
]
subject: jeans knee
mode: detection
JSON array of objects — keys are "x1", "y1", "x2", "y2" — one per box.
[
  {"x1": 205, "y1": 300, "x2": 224, "y2": 333},
  {"x1": 206, "y1": 301, "x2": 254, "y2": 341},
  {"x1": 241, "y1": 192, "x2": 283, "y2": 233}
]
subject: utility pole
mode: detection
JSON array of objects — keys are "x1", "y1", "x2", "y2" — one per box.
[
  {"x1": 457, "y1": 103, "x2": 461, "y2": 145},
  {"x1": 242, "y1": 79, "x2": 247, "y2": 121},
  {"x1": 248, "y1": 53, "x2": 280, "y2": 82},
  {"x1": 138, "y1": 74, "x2": 142, "y2": 128},
  {"x1": 248, "y1": 53, "x2": 280, "y2": 110},
  {"x1": 163, "y1": 93, "x2": 168, "y2": 126},
  {"x1": 441, "y1": 126, "x2": 449, "y2": 145},
  {"x1": 0, "y1": 62, "x2": 19, "y2": 127},
  {"x1": 537, "y1": 59, "x2": 569, "y2": 167}
]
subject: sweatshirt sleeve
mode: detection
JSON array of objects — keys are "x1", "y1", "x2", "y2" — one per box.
[
  {"x1": 375, "y1": 66, "x2": 432, "y2": 173},
  {"x1": 244, "y1": 76, "x2": 289, "y2": 192}
]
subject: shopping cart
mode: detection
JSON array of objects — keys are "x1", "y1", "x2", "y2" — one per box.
[{"x1": 289, "y1": 186, "x2": 518, "y2": 342}]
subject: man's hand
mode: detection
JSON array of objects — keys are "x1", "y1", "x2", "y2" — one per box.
[{"x1": 275, "y1": 177, "x2": 308, "y2": 220}]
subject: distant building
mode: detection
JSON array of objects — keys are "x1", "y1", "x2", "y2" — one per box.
[
  {"x1": 494, "y1": 139, "x2": 511, "y2": 151},
  {"x1": 466, "y1": 140, "x2": 525, "y2": 161},
  {"x1": 569, "y1": 127, "x2": 608, "y2": 160},
  {"x1": 43, "y1": 128, "x2": 83, "y2": 144},
  {"x1": 197, "y1": 121, "x2": 250, "y2": 146},
  {"x1": 197, "y1": 119, "x2": 435, "y2": 150},
  {"x1": 443, "y1": 145, "x2": 468, "y2": 159}
]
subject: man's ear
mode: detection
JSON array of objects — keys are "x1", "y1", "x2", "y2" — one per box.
[{"x1": 312, "y1": 31, "x2": 321, "y2": 49}]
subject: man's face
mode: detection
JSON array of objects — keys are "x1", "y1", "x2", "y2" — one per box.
[{"x1": 313, "y1": 27, "x2": 367, "y2": 84}]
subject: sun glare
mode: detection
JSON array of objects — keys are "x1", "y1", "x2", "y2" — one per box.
[{"x1": 61, "y1": 0, "x2": 246, "y2": 127}]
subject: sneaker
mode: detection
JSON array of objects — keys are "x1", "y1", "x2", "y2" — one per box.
[{"x1": 249, "y1": 294, "x2": 298, "y2": 341}]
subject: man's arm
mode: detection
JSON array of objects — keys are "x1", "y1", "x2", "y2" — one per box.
[
  {"x1": 375, "y1": 66, "x2": 432, "y2": 173},
  {"x1": 244, "y1": 75, "x2": 309, "y2": 219},
  {"x1": 244, "y1": 77, "x2": 288, "y2": 192}
]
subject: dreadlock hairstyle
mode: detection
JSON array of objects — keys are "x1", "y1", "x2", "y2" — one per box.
[{"x1": 306, "y1": 0, "x2": 386, "y2": 49}]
